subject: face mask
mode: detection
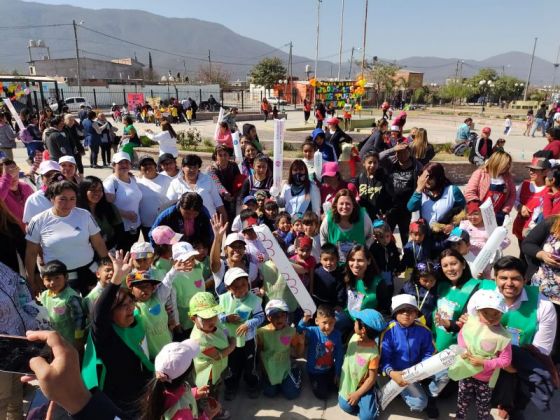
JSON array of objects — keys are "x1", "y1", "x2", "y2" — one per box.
[
  {"x1": 329, "y1": 129, "x2": 336, "y2": 135},
  {"x1": 293, "y1": 173, "x2": 306, "y2": 184}
]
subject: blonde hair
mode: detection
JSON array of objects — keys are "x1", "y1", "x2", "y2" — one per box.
[
  {"x1": 483, "y1": 150, "x2": 512, "y2": 178},
  {"x1": 551, "y1": 215, "x2": 560, "y2": 238},
  {"x1": 411, "y1": 128, "x2": 428, "y2": 159}
]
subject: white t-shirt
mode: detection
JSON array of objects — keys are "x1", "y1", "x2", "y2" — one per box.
[
  {"x1": 103, "y1": 175, "x2": 143, "y2": 231},
  {"x1": 159, "y1": 170, "x2": 182, "y2": 181},
  {"x1": 147, "y1": 131, "x2": 178, "y2": 157},
  {"x1": 26, "y1": 207, "x2": 100, "y2": 270},
  {"x1": 137, "y1": 174, "x2": 172, "y2": 227},
  {"x1": 23, "y1": 190, "x2": 52, "y2": 224},
  {"x1": 166, "y1": 173, "x2": 223, "y2": 216}
]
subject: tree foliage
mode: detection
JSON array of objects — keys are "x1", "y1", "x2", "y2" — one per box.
[
  {"x1": 439, "y1": 82, "x2": 474, "y2": 103},
  {"x1": 196, "y1": 64, "x2": 231, "y2": 89},
  {"x1": 365, "y1": 63, "x2": 399, "y2": 97},
  {"x1": 412, "y1": 87, "x2": 429, "y2": 104},
  {"x1": 249, "y1": 57, "x2": 287, "y2": 90}
]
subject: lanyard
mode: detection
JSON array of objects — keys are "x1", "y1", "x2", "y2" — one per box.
[
  {"x1": 415, "y1": 283, "x2": 430, "y2": 310},
  {"x1": 412, "y1": 242, "x2": 422, "y2": 265}
]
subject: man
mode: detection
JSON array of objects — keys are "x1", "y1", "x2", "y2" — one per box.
[
  {"x1": 63, "y1": 114, "x2": 85, "y2": 174},
  {"x1": 158, "y1": 153, "x2": 181, "y2": 179},
  {"x1": 77, "y1": 104, "x2": 88, "y2": 126},
  {"x1": 325, "y1": 117, "x2": 352, "y2": 158},
  {"x1": 44, "y1": 116, "x2": 74, "y2": 161},
  {"x1": 466, "y1": 256, "x2": 557, "y2": 418},
  {"x1": 531, "y1": 103, "x2": 547, "y2": 137},
  {"x1": 222, "y1": 107, "x2": 238, "y2": 133},
  {"x1": 0, "y1": 111, "x2": 16, "y2": 159}
]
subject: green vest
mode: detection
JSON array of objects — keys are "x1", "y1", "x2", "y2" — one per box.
[
  {"x1": 154, "y1": 258, "x2": 173, "y2": 273},
  {"x1": 190, "y1": 323, "x2": 230, "y2": 387},
  {"x1": 135, "y1": 295, "x2": 172, "y2": 360},
  {"x1": 40, "y1": 287, "x2": 82, "y2": 345},
  {"x1": 257, "y1": 325, "x2": 295, "y2": 385},
  {"x1": 163, "y1": 385, "x2": 198, "y2": 420},
  {"x1": 261, "y1": 260, "x2": 298, "y2": 312},
  {"x1": 219, "y1": 291, "x2": 261, "y2": 347},
  {"x1": 346, "y1": 276, "x2": 382, "y2": 314},
  {"x1": 448, "y1": 316, "x2": 511, "y2": 387},
  {"x1": 326, "y1": 208, "x2": 366, "y2": 262},
  {"x1": 433, "y1": 278, "x2": 480, "y2": 351},
  {"x1": 172, "y1": 264, "x2": 206, "y2": 330},
  {"x1": 339, "y1": 334, "x2": 379, "y2": 399}
]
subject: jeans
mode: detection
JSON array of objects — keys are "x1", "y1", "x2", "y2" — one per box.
[
  {"x1": 428, "y1": 369, "x2": 450, "y2": 397},
  {"x1": 262, "y1": 367, "x2": 302, "y2": 400},
  {"x1": 309, "y1": 369, "x2": 336, "y2": 400},
  {"x1": 338, "y1": 389, "x2": 379, "y2": 420},
  {"x1": 100, "y1": 142, "x2": 111, "y2": 166},
  {"x1": 531, "y1": 118, "x2": 545, "y2": 137},
  {"x1": 401, "y1": 382, "x2": 428, "y2": 411}
]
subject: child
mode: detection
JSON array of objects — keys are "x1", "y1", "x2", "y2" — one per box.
[
  {"x1": 239, "y1": 211, "x2": 269, "y2": 265},
  {"x1": 312, "y1": 244, "x2": 346, "y2": 311},
  {"x1": 302, "y1": 210, "x2": 321, "y2": 261},
  {"x1": 301, "y1": 138, "x2": 318, "y2": 181},
  {"x1": 289, "y1": 235, "x2": 316, "y2": 292},
  {"x1": 272, "y1": 105, "x2": 279, "y2": 119},
  {"x1": 449, "y1": 290, "x2": 512, "y2": 420},
  {"x1": 492, "y1": 138, "x2": 506, "y2": 153},
  {"x1": 355, "y1": 151, "x2": 385, "y2": 222},
  {"x1": 291, "y1": 212, "x2": 305, "y2": 237},
  {"x1": 338, "y1": 309, "x2": 386, "y2": 420},
  {"x1": 446, "y1": 227, "x2": 477, "y2": 273},
  {"x1": 143, "y1": 339, "x2": 221, "y2": 420},
  {"x1": 254, "y1": 190, "x2": 269, "y2": 215},
  {"x1": 192, "y1": 237, "x2": 213, "y2": 286},
  {"x1": 186, "y1": 107, "x2": 193, "y2": 125},
  {"x1": 218, "y1": 267, "x2": 265, "y2": 400},
  {"x1": 84, "y1": 257, "x2": 114, "y2": 320},
  {"x1": 39, "y1": 260, "x2": 85, "y2": 349},
  {"x1": 274, "y1": 211, "x2": 295, "y2": 247},
  {"x1": 151, "y1": 225, "x2": 182, "y2": 273},
  {"x1": 399, "y1": 219, "x2": 432, "y2": 272},
  {"x1": 400, "y1": 261, "x2": 438, "y2": 328},
  {"x1": 257, "y1": 299, "x2": 304, "y2": 400},
  {"x1": 260, "y1": 199, "x2": 279, "y2": 231},
  {"x1": 231, "y1": 196, "x2": 258, "y2": 233},
  {"x1": 297, "y1": 304, "x2": 344, "y2": 400},
  {"x1": 380, "y1": 295, "x2": 438, "y2": 417},
  {"x1": 127, "y1": 268, "x2": 173, "y2": 360},
  {"x1": 504, "y1": 114, "x2": 512, "y2": 136},
  {"x1": 131, "y1": 241, "x2": 158, "y2": 275},
  {"x1": 369, "y1": 220, "x2": 400, "y2": 311}
]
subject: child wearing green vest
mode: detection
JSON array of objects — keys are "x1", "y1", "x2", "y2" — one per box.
[
  {"x1": 151, "y1": 225, "x2": 181, "y2": 274},
  {"x1": 142, "y1": 339, "x2": 221, "y2": 420},
  {"x1": 219, "y1": 267, "x2": 265, "y2": 400},
  {"x1": 449, "y1": 289, "x2": 512, "y2": 420},
  {"x1": 338, "y1": 309, "x2": 387, "y2": 420},
  {"x1": 39, "y1": 260, "x2": 85, "y2": 349},
  {"x1": 127, "y1": 268, "x2": 173, "y2": 360},
  {"x1": 257, "y1": 299, "x2": 304, "y2": 400},
  {"x1": 84, "y1": 257, "x2": 114, "y2": 321}
]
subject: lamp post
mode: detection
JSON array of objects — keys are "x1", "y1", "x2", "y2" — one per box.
[
  {"x1": 278, "y1": 79, "x2": 288, "y2": 112},
  {"x1": 478, "y1": 80, "x2": 494, "y2": 113},
  {"x1": 514, "y1": 83, "x2": 524, "y2": 100}
]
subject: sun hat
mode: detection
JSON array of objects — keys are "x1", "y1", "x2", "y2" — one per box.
[
  {"x1": 224, "y1": 233, "x2": 246, "y2": 248},
  {"x1": 189, "y1": 292, "x2": 222, "y2": 318},
  {"x1": 152, "y1": 226, "x2": 182, "y2": 246},
  {"x1": 224, "y1": 267, "x2": 249, "y2": 286},
  {"x1": 172, "y1": 242, "x2": 199, "y2": 261},
  {"x1": 265, "y1": 299, "x2": 289, "y2": 316},
  {"x1": 126, "y1": 269, "x2": 161, "y2": 288},
  {"x1": 470, "y1": 289, "x2": 507, "y2": 313},
  {"x1": 349, "y1": 308, "x2": 387, "y2": 331},
  {"x1": 58, "y1": 156, "x2": 76, "y2": 166},
  {"x1": 154, "y1": 339, "x2": 200, "y2": 382},
  {"x1": 391, "y1": 294, "x2": 419, "y2": 315},
  {"x1": 112, "y1": 151, "x2": 131, "y2": 164},
  {"x1": 130, "y1": 242, "x2": 155, "y2": 259},
  {"x1": 322, "y1": 161, "x2": 339, "y2": 177},
  {"x1": 38, "y1": 160, "x2": 61, "y2": 175}
]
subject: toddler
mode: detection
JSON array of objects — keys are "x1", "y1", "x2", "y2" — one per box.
[
  {"x1": 400, "y1": 262, "x2": 438, "y2": 328},
  {"x1": 289, "y1": 235, "x2": 316, "y2": 292},
  {"x1": 302, "y1": 210, "x2": 321, "y2": 261},
  {"x1": 274, "y1": 211, "x2": 295, "y2": 248},
  {"x1": 399, "y1": 219, "x2": 432, "y2": 272},
  {"x1": 151, "y1": 225, "x2": 182, "y2": 273},
  {"x1": 446, "y1": 227, "x2": 478, "y2": 275},
  {"x1": 192, "y1": 238, "x2": 213, "y2": 285},
  {"x1": 84, "y1": 257, "x2": 114, "y2": 321}
]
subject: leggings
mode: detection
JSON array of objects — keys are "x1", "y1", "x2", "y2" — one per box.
[{"x1": 456, "y1": 377, "x2": 492, "y2": 420}]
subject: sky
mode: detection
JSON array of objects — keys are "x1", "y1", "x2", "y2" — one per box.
[{"x1": 23, "y1": 0, "x2": 560, "y2": 64}]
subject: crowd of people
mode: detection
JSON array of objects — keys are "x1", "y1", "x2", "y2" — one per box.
[{"x1": 1, "y1": 99, "x2": 560, "y2": 420}]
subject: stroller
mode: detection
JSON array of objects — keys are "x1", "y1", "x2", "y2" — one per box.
[{"x1": 452, "y1": 132, "x2": 478, "y2": 157}]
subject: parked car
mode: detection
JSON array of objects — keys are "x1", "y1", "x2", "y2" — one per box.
[
  {"x1": 50, "y1": 97, "x2": 92, "y2": 113},
  {"x1": 266, "y1": 96, "x2": 288, "y2": 106}
]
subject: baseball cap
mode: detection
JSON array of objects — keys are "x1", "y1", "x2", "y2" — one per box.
[
  {"x1": 58, "y1": 156, "x2": 76, "y2": 166},
  {"x1": 482, "y1": 127, "x2": 492, "y2": 134},
  {"x1": 265, "y1": 299, "x2": 289, "y2": 316},
  {"x1": 158, "y1": 153, "x2": 176, "y2": 165},
  {"x1": 446, "y1": 227, "x2": 470, "y2": 244},
  {"x1": 470, "y1": 289, "x2": 507, "y2": 313},
  {"x1": 322, "y1": 161, "x2": 339, "y2": 178},
  {"x1": 241, "y1": 216, "x2": 258, "y2": 232},
  {"x1": 349, "y1": 308, "x2": 387, "y2": 332},
  {"x1": 326, "y1": 117, "x2": 340, "y2": 125},
  {"x1": 224, "y1": 233, "x2": 246, "y2": 248},
  {"x1": 152, "y1": 226, "x2": 182, "y2": 246},
  {"x1": 243, "y1": 195, "x2": 257, "y2": 205},
  {"x1": 466, "y1": 201, "x2": 481, "y2": 215},
  {"x1": 172, "y1": 242, "x2": 200, "y2": 261},
  {"x1": 38, "y1": 160, "x2": 61, "y2": 175},
  {"x1": 126, "y1": 269, "x2": 161, "y2": 288},
  {"x1": 390, "y1": 125, "x2": 401, "y2": 132},
  {"x1": 254, "y1": 190, "x2": 269, "y2": 200},
  {"x1": 391, "y1": 294, "x2": 419, "y2": 315},
  {"x1": 154, "y1": 340, "x2": 200, "y2": 382},
  {"x1": 189, "y1": 292, "x2": 222, "y2": 318},
  {"x1": 112, "y1": 151, "x2": 131, "y2": 164},
  {"x1": 526, "y1": 157, "x2": 551, "y2": 171},
  {"x1": 311, "y1": 128, "x2": 325, "y2": 141},
  {"x1": 139, "y1": 155, "x2": 157, "y2": 166},
  {"x1": 224, "y1": 267, "x2": 248, "y2": 286},
  {"x1": 130, "y1": 242, "x2": 155, "y2": 259}
]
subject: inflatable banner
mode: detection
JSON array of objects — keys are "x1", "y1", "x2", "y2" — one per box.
[
  {"x1": 2, "y1": 98, "x2": 25, "y2": 132},
  {"x1": 232, "y1": 131, "x2": 243, "y2": 170},
  {"x1": 214, "y1": 107, "x2": 225, "y2": 143},
  {"x1": 270, "y1": 118, "x2": 285, "y2": 197},
  {"x1": 480, "y1": 198, "x2": 497, "y2": 235},
  {"x1": 469, "y1": 215, "x2": 510, "y2": 278},
  {"x1": 253, "y1": 224, "x2": 316, "y2": 316},
  {"x1": 313, "y1": 150, "x2": 323, "y2": 182}
]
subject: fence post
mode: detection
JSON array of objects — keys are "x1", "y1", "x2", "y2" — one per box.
[
  {"x1": 32, "y1": 91, "x2": 39, "y2": 115},
  {"x1": 93, "y1": 89, "x2": 98, "y2": 109},
  {"x1": 220, "y1": 90, "x2": 224, "y2": 107},
  {"x1": 199, "y1": 89, "x2": 202, "y2": 104},
  {"x1": 241, "y1": 90, "x2": 244, "y2": 110},
  {"x1": 150, "y1": 89, "x2": 154, "y2": 99},
  {"x1": 174, "y1": 86, "x2": 179, "y2": 99},
  {"x1": 260, "y1": 91, "x2": 263, "y2": 101},
  {"x1": 122, "y1": 89, "x2": 126, "y2": 106},
  {"x1": 61, "y1": 89, "x2": 64, "y2": 101}
]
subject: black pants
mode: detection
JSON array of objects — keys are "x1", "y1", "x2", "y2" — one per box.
[
  {"x1": 74, "y1": 153, "x2": 84, "y2": 175},
  {"x1": 225, "y1": 338, "x2": 258, "y2": 391},
  {"x1": 308, "y1": 369, "x2": 336, "y2": 400},
  {"x1": 304, "y1": 111, "x2": 310, "y2": 122},
  {"x1": 316, "y1": 120, "x2": 323, "y2": 129},
  {"x1": 386, "y1": 206, "x2": 411, "y2": 245},
  {"x1": 90, "y1": 143, "x2": 100, "y2": 167},
  {"x1": 100, "y1": 143, "x2": 111, "y2": 166},
  {"x1": 117, "y1": 229, "x2": 140, "y2": 253}
]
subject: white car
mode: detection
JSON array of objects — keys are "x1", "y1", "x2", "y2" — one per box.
[{"x1": 50, "y1": 97, "x2": 92, "y2": 113}]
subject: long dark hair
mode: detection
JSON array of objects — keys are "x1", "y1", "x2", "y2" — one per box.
[
  {"x1": 142, "y1": 365, "x2": 193, "y2": 420},
  {"x1": 344, "y1": 245, "x2": 380, "y2": 290},
  {"x1": 423, "y1": 162, "x2": 450, "y2": 193},
  {"x1": 438, "y1": 248, "x2": 472, "y2": 287},
  {"x1": 287, "y1": 159, "x2": 311, "y2": 193},
  {"x1": 332, "y1": 189, "x2": 360, "y2": 224},
  {"x1": 161, "y1": 121, "x2": 177, "y2": 138},
  {"x1": 77, "y1": 176, "x2": 119, "y2": 221}
]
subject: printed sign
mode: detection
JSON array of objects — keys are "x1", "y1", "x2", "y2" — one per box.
[{"x1": 127, "y1": 93, "x2": 145, "y2": 111}]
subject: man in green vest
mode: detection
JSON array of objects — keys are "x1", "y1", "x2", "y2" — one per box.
[{"x1": 465, "y1": 256, "x2": 557, "y2": 418}]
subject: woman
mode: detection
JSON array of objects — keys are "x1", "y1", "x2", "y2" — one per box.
[
  {"x1": 145, "y1": 120, "x2": 178, "y2": 158},
  {"x1": 84, "y1": 250, "x2": 153, "y2": 417},
  {"x1": 410, "y1": 128, "x2": 435, "y2": 166},
  {"x1": 354, "y1": 151, "x2": 387, "y2": 221},
  {"x1": 120, "y1": 116, "x2": 141, "y2": 162},
  {"x1": 58, "y1": 155, "x2": 81, "y2": 184},
  {"x1": 319, "y1": 189, "x2": 374, "y2": 263},
  {"x1": 239, "y1": 153, "x2": 273, "y2": 202},
  {"x1": 22, "y1": 160, "x2": 65, "y2": 224},
  {"x1": 240, "y1": 140, "x2": 261, "y2": 176},
  {"x1": 103, "y1": 152, "x2": 143, "y2": 252},
  {"x1": 78, "y1": 176, "x2": 124, "y2": 252},
  {"x1": 82, "y1": 110, "x2": 108, "y2": 169},
  {"x1": 136, "y1": 155, "x2": 171, "y2": 240},
  {"x1": 278, "y1": 159, "x2": 321, "y2": 218},
  {"x1": 97, "y1": 112, "x2": 118, "y2": 166},
  {"x1": 149, "y1": 192, "x2": 213, "y2": 246},
  {"x1": 464, "y1": 150, "x2": 516, "y2": 225},
  {"x1": 25, "y1": 180, "x2": 108, "y2": 295},
  {"x1": 62, "y1": 114, "x2": 85, "y2": 174},
  {"x1": 207, "y1": 145, "x2": 243, "y2": 226},
  {"x1": 261, "y1": 98, "x2": 271, "y2": 122},
  {"x1": 166, "y1": 154, "x2": 226, "y2": 221},
  {"x1": 407, "y1": 162, "x2": 466, "y2": 235},
  {"x1": 0, "y1": 157, "x2": 34, "y2": 225},
  {"x1": 0, "y1": 199, "x2": 26, "y2": 274}
]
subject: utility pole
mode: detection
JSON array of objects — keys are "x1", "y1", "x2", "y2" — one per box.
[
  {"x1": 72, "y1": 20, "x2": 82, "y2": 96},
  {"x1": 523, "y1": 37, "x2": 538, "y2": 101},
  {"x1": 360, "y1": 0, "x2": 368, "y2": 77},
  {"x1": 208, "y1": 50, "x2": 212, "y2": 82},
  {"x1": 454, "y1": 60, "x2": 460, "y2": 82},
  {"x1": 288, "y1": 41, "x2": 294, "y2": 106},
  {"x1": 348, "y1": 47, "x2": 355, "y2": 79},
  {"x1": 337, "y1": 0, "x2": 345, "y2": 80},
  {"x1": 183, "y1": 60, "x2": 187, "y2": 82},
  {"x1": 314, "y1": 0, "x2": 322, "y2": 78},
  {"x1": 459, "y1": 60, "x2": 464, "y2": 82},
  {"x1": 551, "y1": 44, "x2": 560, "y2": 93}
]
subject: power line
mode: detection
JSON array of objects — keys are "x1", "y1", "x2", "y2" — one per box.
[{"x1": 0, "y1": 23, "x2": 72, "y2": 30}]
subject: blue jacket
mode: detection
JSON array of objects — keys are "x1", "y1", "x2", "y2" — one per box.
[
  {"x1": 82, "y1": 118, "x2": 101, "y2": 147},
  {"x1": 148, "y1": 203, "x2": 213, "y2": 246},
  {"x1": 315, "y1": 141, "x2": 337, "y2": 162},
  {"x1": 380, "y1": 320, "x2": 435, "y2": 375},
  {"x1": 399, "y1": 240, "x2": 433, "y2": 271}
]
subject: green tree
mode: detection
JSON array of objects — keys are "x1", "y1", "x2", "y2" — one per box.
[
  {"x1": 491, "y1": 76, "x2": 525, "y2": 102},
  {"x1": 412, "y1": 87, "x2": 428, "y2": 104},
  {"x1": 249, "y1": 57, "x2": 287, "y2": 95},
  {"x1": 439, "y1": 82, "x2": 474, "y2": 104},
  {"x1": 365, "y1": 62, "x2": 399, "y2": 101}
]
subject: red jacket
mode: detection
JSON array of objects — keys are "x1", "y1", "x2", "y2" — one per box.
[{"x1": 543, "y1": 140, "x2": 560, "y2": 159}]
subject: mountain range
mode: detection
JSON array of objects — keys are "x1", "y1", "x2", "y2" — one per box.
[{"x1": 0, "y1": 0, "x2": 557, "y2": 86}]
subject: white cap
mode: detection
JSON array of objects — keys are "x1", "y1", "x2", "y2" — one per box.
[
  {"x1": 38, "y1": 160, "x2": 61, "y2": 175},
  {"x1": 224, "y1": 233, "x2": 246, "y2": 248},
  {"x1": 172, "y1": 242, "x2": 199, "y2": 261},
  {"x1": 391, "y1": 294, "x2": 419, "y2": 314},
  {"x1": 224, "y1": 267, "x2": 249, "y2": 286},
  {"x1": 154, "y1": 339, "x2": 200, "y2": 382},
  {"x1": 265, "y1": 299, "x2": 289, "y2": 316},
  {"x1": 58, "y1": 156, "x2": 76, "y2": 166},
  {"x1": 471, "y1": 289, "x2": 507, "y2": 313},
  {"x1": 130, "y1": 242, "x2": 155, "y2": 258},
  {"x1": 390, "y1": 124, "x2": 401, "y2": 132},
  {"x1": 112, "y1": 151, "x2": 131, "y2": 164}
]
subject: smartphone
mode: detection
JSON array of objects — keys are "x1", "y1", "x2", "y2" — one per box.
[{"x1": 0, "y1": 335, "x2": 53, "y2": 375}]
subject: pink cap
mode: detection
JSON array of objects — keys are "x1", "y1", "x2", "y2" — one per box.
[
  {"x1": 38, "y1": 160, "x2": 61, "y2": 175},
  {"x1": 326, "y1": 117, "x2": 340, "y2": 125},
  {"x1": 482, "y1": 127, "x2": 491, "y2": 134},
  {"x1": 152, "y1": 225, "x2": 182, "y2": 245},
  {"x1": 322, "y1": 161, "x2": 339, "y2": 178}
]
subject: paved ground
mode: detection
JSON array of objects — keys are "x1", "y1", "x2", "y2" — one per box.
[{"x1": 14, "y1": 109, "x2": 558, "y2": 419}]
